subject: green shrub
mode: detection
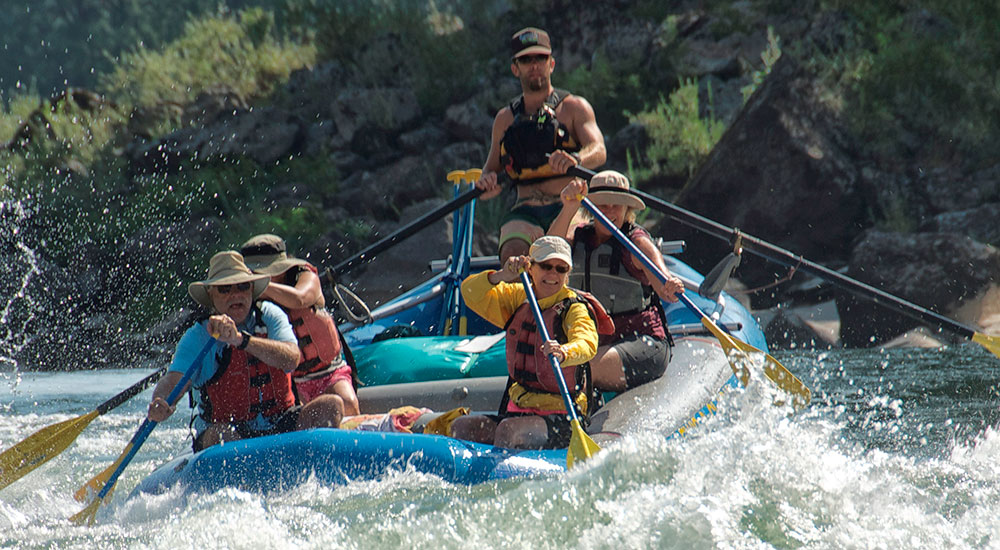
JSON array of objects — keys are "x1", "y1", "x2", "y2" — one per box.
[
  {"x1": 0, "y1": 1, "x2": 289, "y2": 97},
  {"x1": 285, "y1": 0, "x2": 492, "y2": 116},
  {"x1": 741, "y1": 27, "x2": 781, "y2": 103},
  {"x1": 630, "y1": 79, "x2": 726, "y2": 180},
  {"x1": 559, "y1": 50, "x2": 647, "y2": 135},
  {"x1": 830, "y1": 2, "x2": 1000, "y2": 166},
  {"x1": 102, "y1": 8, "x2": 317, "y2": 116}
]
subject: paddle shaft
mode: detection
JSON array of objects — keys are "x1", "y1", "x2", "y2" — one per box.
[
  {"x1": 91, "y1": 338, "x2": 214, "y2": 501},
  {"x1": 576, "y1": 197, "x2": 718, "y2": 328},
  {"x1": 328, "y1": 187, "x2": 484, "y2": 278},
  {"x1": 96, "y1": 367, "x2": 166, "y2": 415},
  {"x1": 0, "y1": 367, "x2": 167, "y2": 492},
  {"x1": 564, "y1": 164, "x2": 978, "y2": 341},
  {"x1": 629, "y1": 188, "x2": 979, "y2": 340},
  {"x1": 518, "y1": 272, "x2": 582, "y2": 422}
]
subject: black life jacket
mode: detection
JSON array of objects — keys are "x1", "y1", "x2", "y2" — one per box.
[{"x1": 500, "y1": 88, "x2": 580, "y2": 186}]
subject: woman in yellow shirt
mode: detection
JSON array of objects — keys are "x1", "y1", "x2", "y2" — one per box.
[{"x1": 451, "y1": 236, "x2": 599, "y2": 449}]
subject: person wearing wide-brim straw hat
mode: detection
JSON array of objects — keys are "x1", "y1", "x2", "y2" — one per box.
[
  {"x1": 548, "y1": 171, "x2": 686, "y2": 393},
  {"x1": 240, "y1": 234, "x2": 361, "y2": 416},
  {"x1": 147, "y1": 251, "x2": 344, "y2": 452}
]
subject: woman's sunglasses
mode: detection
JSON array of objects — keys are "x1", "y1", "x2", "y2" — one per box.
[
  {"x1": 534, "y1": 261, "x2": 570, "y2": 274},
  {"x1": 214, "y1": 282, "x2": 252, "y2": 294}
]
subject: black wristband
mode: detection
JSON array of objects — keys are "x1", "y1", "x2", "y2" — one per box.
[{"x1": 237, "y1": 330, "x2": 252, "y2": 350}]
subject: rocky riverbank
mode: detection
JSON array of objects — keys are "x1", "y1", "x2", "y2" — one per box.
[{"x1": 2, "y1": 0, "x2": 998, "y2": 370}]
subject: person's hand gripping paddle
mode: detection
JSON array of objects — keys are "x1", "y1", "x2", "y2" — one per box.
[{"x1": 518, "y1": 271, "x2": 601, "y2": 468}]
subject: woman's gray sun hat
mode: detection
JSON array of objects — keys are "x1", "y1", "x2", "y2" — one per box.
[
  {"x1": 587, "y1": 170, "x2": 646, "y2": 210},
  {"x1": 187, "y1": 251, "x2": 270, "y2": 308},
  {"x1": 239, "y1": 234, "x2": 311, "y2": 276},
  {"x1": 529, "y1": 236, "x2": 573, "y2": 267}
]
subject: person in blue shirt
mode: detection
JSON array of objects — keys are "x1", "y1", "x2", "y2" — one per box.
[{"x1": 147, "y1": 251, "x2": 343, "y2": 451}]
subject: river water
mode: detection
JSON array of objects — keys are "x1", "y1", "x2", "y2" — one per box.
[{"x1": 1, "y1": 345, "x2": 999, "y2": 549}]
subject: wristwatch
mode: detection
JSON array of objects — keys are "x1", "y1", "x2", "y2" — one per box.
[{"x1": 237, "y1": 330, "x2": 252, "y2": 350}]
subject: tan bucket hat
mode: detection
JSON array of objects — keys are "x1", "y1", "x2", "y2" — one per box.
[
  {"x1": 239, "y1": 234, "x2": 311, "y2": 276},
  {"x1": 188, "y1": 251, "x2": 270, "y2": 308},
  {"x1": 588, "y1": 170, "x2": 646, "y2": 210},
  {"x1": 529, "y1": 236, "x2": 573, "y2": 266}
]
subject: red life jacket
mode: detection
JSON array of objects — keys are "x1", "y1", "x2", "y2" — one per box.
[
  {"x1": 503, "y1": 291, "x2": 613, "y2": 394},
  {"x1": 279, "y1": 264, "x2": 344, "y2": 378},
  {"x1": 199, "y1": 312, "x2": 295, "y2": 424}
]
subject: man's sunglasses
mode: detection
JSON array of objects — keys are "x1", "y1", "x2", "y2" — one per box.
[
  {"x1": 534, "y1": 261, "x2": 570, "y2": 274},
  {"x1": 514, "y1": 54, "x2": 550, "y2": 65},
  {"x1": 214, "y1": 282, "x2": 252, "y2": 294}
]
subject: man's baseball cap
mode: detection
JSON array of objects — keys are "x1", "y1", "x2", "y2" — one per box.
[{"x1": 510, "y1": 27, "x2": 552, "y2": 59}]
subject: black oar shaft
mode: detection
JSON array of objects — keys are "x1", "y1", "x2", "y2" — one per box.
[
  {"x1": 630, "y1": 189, "x2": 976, "y2": 340},
  {"x1": 329, "y1": 188, "x2": 484, "y2": 277},
  {"x1": 95, "y1": 368, "x2": 166, "y2": 415}
]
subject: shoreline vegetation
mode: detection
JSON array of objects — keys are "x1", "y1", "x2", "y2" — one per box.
[{"x1": 2, "y1": 0, "x2": 999, "y2": 369}]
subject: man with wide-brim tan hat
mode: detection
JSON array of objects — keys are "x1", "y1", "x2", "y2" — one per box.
[
  {"x1": 547, "y1": 171, "x2": 685, "y2": 394},
  {"x1": 147, "y1": 251, "x2": 343, "y2": 452},
  {"x1": 240, "y1": 234, "x2": 361, "y2": 416}
]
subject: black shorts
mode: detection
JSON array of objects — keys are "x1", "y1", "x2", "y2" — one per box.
[
  {"x1": 194, "y1": 406, "x2": 302, "y2": 452},
  {"x1": 614, "y1": 334, "x2": 670, "y2": 389},
  {"x1": 489, "y1": 411, "x2": 574, "y2": 450}
]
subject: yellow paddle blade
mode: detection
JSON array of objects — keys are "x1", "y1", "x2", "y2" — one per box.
[
  {"x1": 701, "y1": 318, "x2": 811, "y2": 408},
  {"x1": 69, "y1": 496, "x2": 104, "y2": 526},
  {"x1": 973, "y1": 332, "x2": 1000, "y2": 359},
  {"x1": 700, "y1": 318, "x2": 751, "y2": 387},
  {"x1": 726, "y1": 336, "x2": 811, "y2": 408},
  {"x1": 74, "y1": 443, "x2": 131, "y2": 502},
  {"x1": 0, "y1": 410, "x2": 99, "y2": 491},
  {"x1": 566, "y1": 419, "x2": 601, "y2": 469}
]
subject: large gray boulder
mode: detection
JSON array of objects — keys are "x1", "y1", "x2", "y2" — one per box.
[
  {"x1": 662, "y1": 54, "x2": 866, "y2": 282},
  {"x1": 837, "y1": 230, "x2": 1000, "y2": 347}
]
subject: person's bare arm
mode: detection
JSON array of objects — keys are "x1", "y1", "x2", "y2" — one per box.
[
  {"x1": 569, "y1": 95, "x2": 606, "y2": 169},
  {"x1": 259, "y1": 270, "x2": 322, "y2": 310},
  {"x1": 634, "y1": 235, "x2": 684, "y2": 302},
  {"x1": 147, "y1": 371, "x2": 188, "y2": 421},
  {"x1": 547, "y1": 180, "x2": 587, "y2": 240},
  {"x1": 208, "y1": 314, "x2": 301, "y2": 372},
  {"x1": 244, "y1": 337, "x2": 301, "y2": 372},
  {"x1": 476, "y1": 108, "x2": 514, "y2": 200},
  {"x1": 548, "y1": 95, "x2": 606, "y2": 174}
]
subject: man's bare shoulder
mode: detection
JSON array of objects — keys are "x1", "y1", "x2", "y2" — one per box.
[
  {"x1": 558, "y1": 93, "x2": 595, "y2": 114},
  {"x1": 492, "y1": 105, "x2": 515, "y2": 132}
]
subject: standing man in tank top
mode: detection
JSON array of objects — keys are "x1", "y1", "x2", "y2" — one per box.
[{"x1": 475, "y1": 27, "x2": 607, "y2": 264}]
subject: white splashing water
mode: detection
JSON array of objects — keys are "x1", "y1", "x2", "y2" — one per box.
[{"x1": 1, "y1": 357, "x2": 998, "y2": 549}]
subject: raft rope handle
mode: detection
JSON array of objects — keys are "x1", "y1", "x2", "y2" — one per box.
[{"x1": 332, "y1": 282, "x2": 373, "y2": 325}]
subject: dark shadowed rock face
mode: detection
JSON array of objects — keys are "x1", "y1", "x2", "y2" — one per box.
[
  {"x1": 837, "y1": 230, "x2": 1000, "y2": 347},
  {"x1": 920, "y1": 203, "x2": 1000, "y2": 248},
  {"x1": 665, "y1": 54, "x2": 867, "y2": 280}
]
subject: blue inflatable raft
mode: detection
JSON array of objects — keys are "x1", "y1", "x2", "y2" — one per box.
[{"x1": 131, "y1": 178, "x2": 765, "y2": 498}]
